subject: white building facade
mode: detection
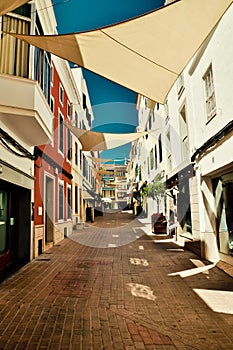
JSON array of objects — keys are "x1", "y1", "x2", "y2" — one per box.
[
  {"x1": 0, "y1": 1, "x2": 54, "y2": 277},
  {"x1": 130, "y1": 2, "x2": 233, "y2": 266}
]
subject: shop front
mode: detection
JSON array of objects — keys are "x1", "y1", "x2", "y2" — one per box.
[{"x1": 0, "y1": 176, "x2": 32, "y2": 280}]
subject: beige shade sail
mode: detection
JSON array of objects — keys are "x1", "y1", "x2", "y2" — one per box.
[
  {"x1": 98, "y1": 170, "x2": 115, "y2": 175},
  {"x1": 0, "y1": 0, "x2": 29, "y2": 16},
  {"x1": 64, "y1": 123, "x2": 147, "y2": 151},
  {"x1": 98, "y1": 170, "x2": 125, "y2": 175},
  {"x1": 8, "y1": 0, "x2": 233, "y2": 103},
  {"x1": 86, "y1": 156, "x2": 114, "y2": 163}
]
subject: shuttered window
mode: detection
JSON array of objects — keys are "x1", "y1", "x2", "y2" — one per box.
[{"x1": 0, "y1": 13, "x2": 30, "y2": 77}]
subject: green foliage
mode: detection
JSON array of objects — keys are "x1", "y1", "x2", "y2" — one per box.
[
  {"x1": 148, "y1": 175, "x2": 165, "y2": 200},
  {"x1": 140, "y1": 184, "x2": 149, "y2": 197}
]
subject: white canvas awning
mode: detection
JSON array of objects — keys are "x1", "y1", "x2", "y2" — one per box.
[
  {"x1": 8, "y1": 0, "x2": 233, "y2": 103},
  {"x1": 64, "y1": 123, "x2": 147, "y2": 151},
  {"x1": 0, "y1": 0, "x2": 29, "y2": 16}
]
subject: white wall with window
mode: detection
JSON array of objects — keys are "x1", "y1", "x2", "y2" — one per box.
[
  {"x1": 0, "y1": 1, "x2": 56, "y2": 274},
  {"x1": 167, "y1": 4, "x2": 233, "y2": 262}
]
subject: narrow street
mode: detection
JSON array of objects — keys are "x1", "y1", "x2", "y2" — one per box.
[{"x1": 0, "y1": 212, "x2": 233, "y2": 350}]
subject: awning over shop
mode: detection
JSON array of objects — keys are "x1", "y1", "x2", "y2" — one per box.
[
  {"x1": 166, "y1": 163, "x2": 194, "y2": 189},
  {"x1": 64, "y1": 123, "x2": 147, "y2": 151},
  {"x1": 0, "y1": 0, "x2": 29, "y2": 16},
  {"x1": 8, "y1": 0, "x2": 233, "y2": 103},
  {"x1": 82, "y1": 190, "x2": 94, "y2": 200}
]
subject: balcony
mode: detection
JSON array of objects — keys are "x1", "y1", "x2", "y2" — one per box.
[{"x1": 0, "y1": 74, "x2": 53, "y2": 146}]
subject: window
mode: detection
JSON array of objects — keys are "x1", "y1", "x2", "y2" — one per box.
[
  {"x1": 167, "y1": 154, "x2": 172, "y2": 173},
  {"x1": 164, "y1": 100, "x2": 169, "y2": 124},
  {"x1": 82, "y1": 93, "x2": 87, "y2": 109},
  {"x1": 67, "y1": 129, "x2": 72, "y2": 161},
  {"x1": 150, "y1": 148, "x2": 154, "y2": 170},
  {"x1": 203, "y1": 65, "x2": 216, "y2": 121},
  {"x1": 179, "y1": 104, "x2": 189, "y2": 161},
  {"x1": 59, "y1": 112, "x2": 64, "y2": 154},
  {"x1": 86, "y1": 109, "x2": 92, "y2": 128},
  {"x1": 74, "y1": 111, "x2": 78, "y2": 127},
  {"x1": 58, "y1": 181, "x2": 64, "y2": 220},
  {"x1": 75, "y1": 142, "x2": 78, "y2": 165},
  {"x1": 83, "y1": 155, "x2": 88, "y2": 179},
  {"x1": 50, "y1": 96, "x2": 54, "y2": 114},
  {"x1": 59, "y1": 84, "x2": 64, "y2": 105},
  {"x1": 43, "y1": 52, "x2": 51, "y2": 101},
  {"x1": 51, "y1": 65, "x2": 54, "y2": 85},
  {"x1": 67, "y1": 102, "x2": 71, "y2": 119},
  {"x1": 0, "y1": 191, "x2": 8, "y2": 255},
  {"x1": 177, "y1": 73, "x2": 184, "y2": 97},
  {"x1": 139, "y1": 166, "x2": 142, "y2": 181},
  {"x1": 158, "y1": 135, "x2": 162, "y2": 163},
  {"x1": 148, "y1": 113, "x2": 152, "y2": 130},
  {"x1": 145, "y1": 124, "x2": 148, "y2": 139},
  {"x1": 166, "y1": 126, "x2": 171, "y2": 154},
  {"x1": 154, "y1": 145, "x2": 158, "y2": 170},
  {"x1": 0, "y1": 10, "x2": 30, "y2": 77},
  {"x1": 67, "y1": 185, "x2": 72, "y2": 220},
  {"x1": 34, "y1": 14, "x2": 51, "y2": 103},
  {"x1": 80, "y1": 150, "x2": 82, "y2": 170},
  {"x1": 34, "y1": 47, "x2": 51, "y2": 102},
  {"x1": 75, "y1": 185, "x2": 79, "y2": 214}
]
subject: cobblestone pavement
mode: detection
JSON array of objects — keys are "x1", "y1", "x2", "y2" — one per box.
[{"x1": 0, "y1": 211, "x2": 233, "y2": 350}]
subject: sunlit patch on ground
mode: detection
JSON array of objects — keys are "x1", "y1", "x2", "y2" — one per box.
[
  {"x1": 127, "y1": 283, "x2": 156, "y2": 301},
  {"x1": 166, "y1": 248, "x2": 184, "y2": 252},
  {"x1": 129, "y1": 258, "x2": 149, "y2": 266},
  {"x1": 168, "y1": 260, "x2": 216, "y2": 278},
  {"x1": 193, "y1": 289, "x2": 233, "y2": 314}
]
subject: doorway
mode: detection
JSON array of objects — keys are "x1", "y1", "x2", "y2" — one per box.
[
  {"x1": 0, "y1": 190, "x2": 9, "y2": 262},
  {"x1": 45, "y1": 176, "x2": 54, "y2": 243},
  {"x1": 0, "y1": 180, "x2": 31, "y2": 279}
]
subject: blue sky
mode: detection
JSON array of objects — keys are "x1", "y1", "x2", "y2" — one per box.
[{"x1": 54, "y1": 0, "x2": 165, "y2": 160}]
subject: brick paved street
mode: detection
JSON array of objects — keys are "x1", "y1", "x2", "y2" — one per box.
[{"x1": 0, "y1": 211, "x2": 233, "y2": 349}]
